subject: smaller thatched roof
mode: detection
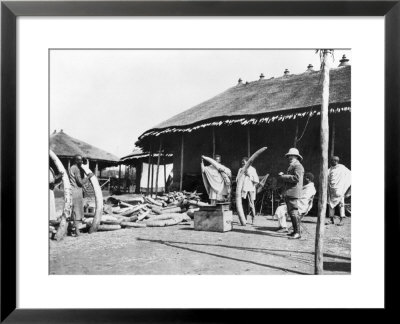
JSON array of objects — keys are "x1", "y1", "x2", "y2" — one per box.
[{"x1": 50, "y1": 130, "x2": 119, "y2": 164}]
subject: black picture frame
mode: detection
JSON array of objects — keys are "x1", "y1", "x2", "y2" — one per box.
[{"x1": 1, "y1": 0, "x2": 398, "y2": 322}]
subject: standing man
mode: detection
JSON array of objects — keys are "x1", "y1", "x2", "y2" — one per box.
[
  {"x1": 326, "y1": 156, "x2": 351, "y2": 226},
  {"x1": 275, "y1": 172, "x2": 316, "y2": 233},
  {"x1": 236, "y1": 157, "x2": 259, "y2": 224},
  {"x1": 278, "y1": 148, "x2": 305, "y2": 239},
  {"x1": 201, "y1": 154, "x2": 231, "y2": 205},
  {"x1": 69, "y1": 154, "x2": 94, "y2": 236}
]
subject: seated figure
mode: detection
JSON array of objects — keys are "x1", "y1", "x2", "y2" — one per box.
[{"x1": 275, "y1": 172, "x2": 316, "y2": 233}]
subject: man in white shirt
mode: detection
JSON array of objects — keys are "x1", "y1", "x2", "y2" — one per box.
[
  {"x1": 236, "y1": 157, "x2": 259, "y2": 224},
  {"x1": 326, "y1": 156, "x2": 351, "y2": 226}
]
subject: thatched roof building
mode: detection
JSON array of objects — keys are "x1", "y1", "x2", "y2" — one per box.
[
  {"x1": 136, "y1": 59, "x2": 351, "y2": 199},
  {"x1": 50, "y1": 130, "x2": 119, "y2": 173}
]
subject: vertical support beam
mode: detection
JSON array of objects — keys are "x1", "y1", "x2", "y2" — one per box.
[
  {"x1": 212, "y1": 127, "x2": 216, "y2": 158},
  {"x1": 247, "y1": 126, "x2": 251, "y2": 157},
  {"x1": 294, "y1": 119, "x2": 299, "y2": 147},
  {"x1": 315, "y1": 49, "x2": 332, "y2": 275},
  {"x1": 118, "y1": 164, "x2": 121, "y2": 191},
  {"x1": 155, "y1": 138, "x2": 162, "y2": 195},
  {"x1": 150, "y1": 150, "x2": 155, "y2": 196},
  {"x1": 163, "y1": 152, "x2": 167, "y2": 193},
  {"x1": 147, "y1": 143, "x2": 152, "y2": 195},
  {"x1": 330, "y1": 119, "x2": 336, "y2": 158},
  {"x1": 67, "y1": 159, "x2": 71, "y2": 171},
  {"x1": 95, "y1": 162, "x2": 99, "y2": 177},
  {"x1": 180, "y1": 134, "x2": 184, "y2": 191}
]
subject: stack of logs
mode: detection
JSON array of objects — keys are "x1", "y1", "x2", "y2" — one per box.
[{"x1": 49, "y1": 191, "x2": 208, "y2": 237}]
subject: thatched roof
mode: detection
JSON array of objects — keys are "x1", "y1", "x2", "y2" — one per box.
[
  {"x1": 139, "y1": 65, "x2": 350, "y2": 139},
  {"x1": 50, "y1": 130, "x2": 119, "y2": 163},
  {"x1": 120, "y1": 148, "x2": 173, "y2": 163}
]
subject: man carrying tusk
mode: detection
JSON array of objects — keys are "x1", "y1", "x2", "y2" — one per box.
[
  {"x1": 69, "y1": 154, "x2": 94, "y2": 236},
  {"x1": 236, "y1": 157, "x2": 259, "y2": 224},
  {"x1": 201, "y1": 154, "x2": 232, "y2": 205}
]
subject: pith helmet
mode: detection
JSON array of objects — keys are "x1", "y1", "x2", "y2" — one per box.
[{"x1": 285, "y1": 148, "x2": 303, "y2": 160}]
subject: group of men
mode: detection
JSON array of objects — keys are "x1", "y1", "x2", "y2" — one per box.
[
  {"x1": 201, "y1": 148, "x2": 351, "y2": 240},
  {"x1": 51, "y1": 150, "x2": 351, "y2": 239}
]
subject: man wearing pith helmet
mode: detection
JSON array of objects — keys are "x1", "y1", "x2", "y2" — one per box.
[{"x1": 278, "y1": 148, "x2": 305, "y2": 239}]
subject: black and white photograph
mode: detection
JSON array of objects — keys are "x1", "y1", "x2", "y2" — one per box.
[{"x1": 49, "y1": 49, "x2": 351, "y2": 275}]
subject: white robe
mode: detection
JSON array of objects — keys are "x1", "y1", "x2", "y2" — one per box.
[
  {"x1": 203, "y1": 165, "x2": 231, "y2": 200},
  {"x1": 328, "y1": 164, "x2": 351, "y2": 208},
  {"x1": 236, "y1": 166, "x2": 259, "y2": 200}
]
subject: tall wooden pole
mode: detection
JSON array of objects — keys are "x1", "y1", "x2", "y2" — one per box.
[
  {"x1": 294, "y1": 120, "x2": 299, "y2": 147},
  {"x1": 212, "y1": 127, "x2": 216, "y2": 158},
  {"x1": 155, "y1": 138, "x2": 162, "y2": 195},
  {"x1": 247, "y1": 126, "x2": 251, "y2": 157},
  {"x1": 95, "y1": 162, "x2": 99, "y2": 177},
  {"x1": 150, "y1": 149, "x2": 155, "y2": 196},
  {"x1": 147, "y1": 143, "x2": 152, "y2": 194},
  {"x1": 315, "y1": 49, "x2": 332, "y2": 275},
  {"x1": 118, "y1": 164, "x2": 121, "y2": 191},
  {"x1": 180, "y1": 134, "x2": 184, "y2": 191},
  {"x1": 330, "y1": 119, "x2": 336, "y2": 158},
  {"x1": 163, "y1": 152, "x2": 167, "y2": 192}
]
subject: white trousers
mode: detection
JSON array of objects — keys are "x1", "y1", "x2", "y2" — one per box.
[
  {"x1": 275, "y1": 205, "x2": 289, "y2": 228},
  {"x1": 329, "y1": 197, "x2": 345, "y2": 217}
]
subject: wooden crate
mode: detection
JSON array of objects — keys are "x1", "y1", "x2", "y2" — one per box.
[{"x1": 194, "y1": 204, "x2": 233, "y2": 232}]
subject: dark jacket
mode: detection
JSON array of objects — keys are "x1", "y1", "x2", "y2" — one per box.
[{"x1": 280, "y1": 160, "x2": 304, "y2": 198}]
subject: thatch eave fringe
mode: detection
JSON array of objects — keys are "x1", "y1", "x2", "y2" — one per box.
[{"x1": 138, "y1": 104, "x2": 351, "y2": 142}]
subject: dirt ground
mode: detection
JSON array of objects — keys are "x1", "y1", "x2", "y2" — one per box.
[{"x1": 50, "y1": 200, "x2": 351, "y2": 275}]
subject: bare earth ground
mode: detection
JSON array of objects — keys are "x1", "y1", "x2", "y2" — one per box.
[{"x1": 50, "y1": 199, "x2": 351, "y2": 275}]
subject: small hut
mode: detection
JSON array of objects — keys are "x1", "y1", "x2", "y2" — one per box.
[
  {"x1": 50, "y1": 130, "x2": 119, "y2": 176},
  {"x1": 120, "y1": 148, "x2": 173, "y2": 194},
  {"x1": 136, "y1": 61, "x2": 351, "y2": 198}
]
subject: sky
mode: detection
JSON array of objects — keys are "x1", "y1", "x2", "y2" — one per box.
[{"x1": 50, "y1": 49, "x2": 351, "y2": 157}]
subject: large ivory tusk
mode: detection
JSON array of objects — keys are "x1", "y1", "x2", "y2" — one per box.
[
  {"x1": 84, "y1": 168, "x2": 104, "y2": 234},
  {"x1": 235, "y1": 147, "x2": 268, "y2": 225},
  {"x1": 201, "y1": 155, "x2": 232, "y2": 197},
  {"x1": 50, "y1": 150, "x2": 72, "y2": 241}
]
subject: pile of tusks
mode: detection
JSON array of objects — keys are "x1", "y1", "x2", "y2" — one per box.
[{"x1": 49, "y1": 190, "x2": 208, "y2": 234}]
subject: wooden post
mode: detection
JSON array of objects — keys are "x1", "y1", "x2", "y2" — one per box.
[
  {"x1": 180, "y1": 134, "x2": 184, "y2": 191},
  {"x1": 67, "y1": 159, "x2": 71, "y2": 171},
  {"x1": 155, "y1": 138, "x2": 162, "y2": 195},
  {"x1": 212, "y1": 127, "x2": 216, "y2": 158},
  {"x1": 294, "y1": 120, "x2": 299, "y2": 147},
  {"x1": 247, "y1": 126, "x2": 251, "y2": 157},
  {"x1": 147, "y1": 144, "x2": 152, "y2": 194},
  {"x1": 330, "y1": 119, "x2": 336, "y2": 158},
  {"x1": 150, "y1": 150, "x2": 155, "y2": 196},
  {"x1": 315, "y1": 49, "x2": 332, "y2": 275},
  {"x1": 163, "y1": 153, "x2": 167, "y2": 192},
  {"x1": 95, "y1": 162, "x2": 99, "y2": 177},
  {"x1": 118, "y1": 164, "x2": 121, "y2": 191}
]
